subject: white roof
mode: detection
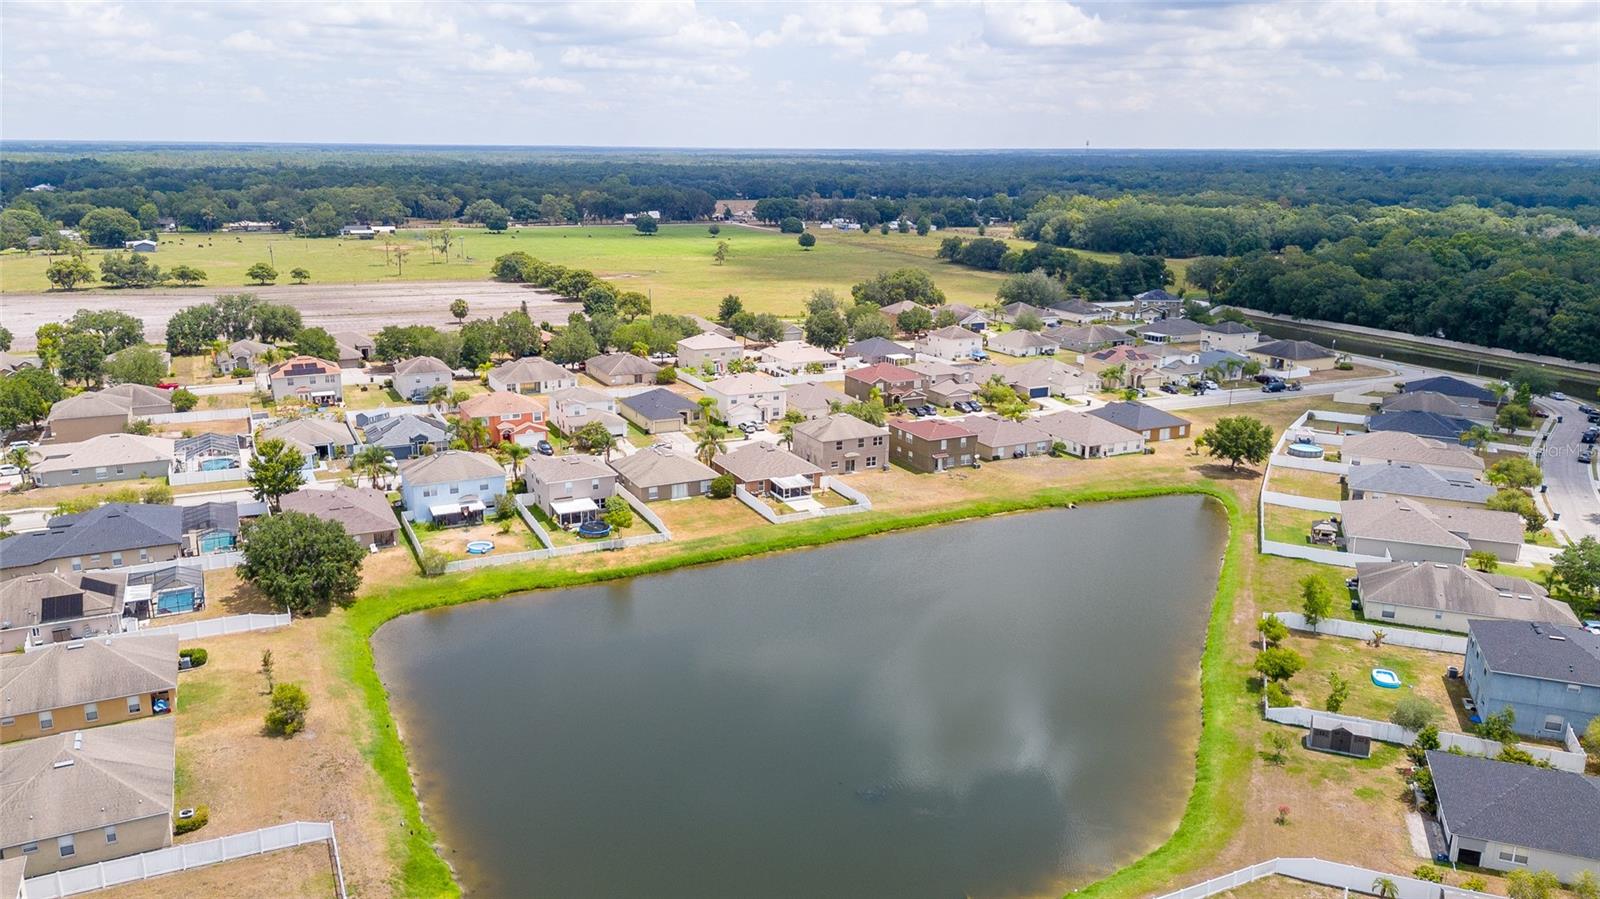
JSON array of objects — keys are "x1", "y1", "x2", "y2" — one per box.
[
  {"x1": 771, "y1": 474, "x2": 813, "y2": 490},
  {"x1": 551, "y1": 497, "x2": 599, "y2": 515}
]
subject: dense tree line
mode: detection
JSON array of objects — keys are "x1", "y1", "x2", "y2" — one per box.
[{"x1": 936, "y1": 235, "x2": 1172, "y2": 301}]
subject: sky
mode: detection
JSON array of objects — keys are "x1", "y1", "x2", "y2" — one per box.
[{"x1": 3, "y1": 0, "x2": 1598, "y2": 150}]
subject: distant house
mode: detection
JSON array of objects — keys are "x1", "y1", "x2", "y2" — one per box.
[
  {"x1": 1346, "y1": 462, "x2": 1496, "y2": 506},
  {"x1": 216, "y1": 339, "x2": 273, "y2": 374},
  {"x1": 1368, "y1": 410, "x2": 1478, "y2": 441},
  {"x1": 759, "y1": 341, "x2": 840, "y2": 375},
  {"x1": 1247, "y1": 339, "x2": 1336, "y2": 372},
  {"x1": 331, "y1": 332, "x2": 374, "y2": 364},
  {"x1": 28, "y1": 434, "x2": 174, "y2": 487},
  {"x1": 280, "y1": 486, "x2": 398, "y2": 548},
  {"x1": 889, "y1": 418, "x2": 977, "y2": 472},
  {"x1": 1032, "y1": 411, "x2": 1146, "y2": 458},
  {"x1": 1133, "y1": 289, "x2": 1183, "y2": 319},
  {"x1": 122, "y1": 239, "x2": 158, "y2": 253},
  {"x1": 1055, "y1": 324, "x2": 1134, "y2": 353},
  {"x1": 675, "y1": 333, "x2": 743, "y2": 374},
  {"x1": 687, "y1": 315, "x2": 735, "y2": 339},
  {"x1": 1305, "y1": 715, "x2": 1372, "y2": 759},
  {"x1": 0, "y1": 352, "x2": 35, "y2": 376},
  {"x1": 842, "y1": 337, "x2": 913, "y2": 366},
  {"x1": 784, "y1": 381, "x2": 841, "y2": 421},
  {"x1": 44, "y1": 385, "x2": 173, "y2": 443},
  {"x1": 1357, "y1": 561, "x2": 1578, "y2": 633},
  {"x1": 1084, "y1": 345, "x2": 1162, "y2": 388},
  {"x1": 259, "y1": 417, "x2": 357, "y2": 461},
  {"x1": 778, "y1": 322, "x2": 805, "y2": 343},
  {"x1": 916, "y1": 326, "x2": 983, "y2": 362},
  {"x1": 1342, "y1": 431, "x2": 1485, "y2": 477},
  {"x1": 1381, "y1": 391, "x2": 1495, "y2": 423},
  {"x1": 264, "y1": 355, "x2": 343, "y2": 406},
  {"x1": 1158, "y1": 349, "x2": 1250, "y2": 383},
  {"x1": 0, "y1": 503, "x2": 237, "y2": 580},
  {"x1": 486, "y1": 357, "x2": 576, "y2": 395},
  {"x1": 942, "y1": 303, "x2": 989, "y2": 332},
  {"x1": 0, "y1": 570, "x2": 131, "y2": 652},
  {"x1": 1427, "y1": 750, "x2": 1600, "y2": 881},
  {"x1": 1402, "y1": 376, "x2": 1497, "y2": 407},
  {"x1": 392, "y1": 356, "x2": 453, "y2": 402},
  {"x1": 1051, "y1": 299, "x2": 1106, "y2": 325},
  {"x1": 878, "y1": 300, "x2": 922, "y2": 329},
  {"x1": 1131, "y1": 319, "x2": 1205, "y2": 345},
  {"x1": 618, "y1": 388, "x2": 703, "y2": 434},
  {"x1": 1340, "y1": 497, "x2": 1524, "y2": 564},
  {"x1": 548, "y1": 388, "x2": 625, "y2": 439},
  {"x1": 399, "y1": 450, "x2": 506, "y2": 525},
  {"x1": 1197, "y1": 320, "x2": 1261, "y2": 354},
  {"x1": 522, "y1": 454, "x2": 617, "y2": 527},
  {"x1": 965, "y1": 415, "x2": 1052, "y2": 460},
  {"x1": 608, "y1": 446, "x2": 716, "y2": 502},
  {"x1": 0, "y1": 716, "x2": 176, "y2": 875},
  {"x1": 1464, "y1": 621, "x2": 1600, "y2": 741},
  {"x1": 585, "y1": 353, "x2": 660, "y2": 387},
  {"x1": 0, "y1": 633, "x2": 178, "y2": 743},
  {"x1": 844, "y1": 363, "x2": 926, "y2": 406},
  {"x1": 791, "y1": 414, "x2": 888, "y2": 475},
  {"x1": 703, "y1": 373, "x2": 786, "y2": 426},
  {"x1": 1088, "y1": 401, "x2": 1191, "y2": 442},
  {"x1": 458, "y1": 392, "x2": 548, "y2": 447},
  {"x1": 996, "y1": 302, "x2": 1058, "y2": 328},
  {"x1": 340, "y1": 224, "x2": 376, "y2": 238},
  {"x1": 360, "y1": 413, "x2": 450, "y2": 460},
  {"x1": 712, "y1": 442, "x2": 822, "y2": 499},
  {"x1": 985, "y1": 330, "x2": 1058, "y2": 358}
]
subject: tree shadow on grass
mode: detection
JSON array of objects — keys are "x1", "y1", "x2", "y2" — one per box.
[{"x1": 1194, "y1": 462, "x2": 1264, "y2": 481}]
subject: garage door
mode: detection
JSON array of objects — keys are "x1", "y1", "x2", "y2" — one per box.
[{"x1": 514, "y1": 432, "x2": 541, "y2": 447}]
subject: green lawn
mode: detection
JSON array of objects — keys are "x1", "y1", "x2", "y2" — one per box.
[
  {"x1": 1263, "y1": 505, "x2": 1330, "y2": 545},
  {"x1": 0, "y1": 224, "x2": 1183, "y2": 318}
]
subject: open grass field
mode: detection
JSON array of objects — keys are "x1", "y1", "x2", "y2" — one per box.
[{"x1": 0, "y1": 224, "x2": 1185, "y2": 320}]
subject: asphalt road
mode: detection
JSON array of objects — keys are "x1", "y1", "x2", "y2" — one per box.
[{"x1": 1535, "y1": 397, "x2": 1600, "y2": 543}]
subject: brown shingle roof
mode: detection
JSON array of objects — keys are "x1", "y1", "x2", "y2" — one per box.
[{"x1": 1, "y1": 633, "x2": 178, "y2": 717}]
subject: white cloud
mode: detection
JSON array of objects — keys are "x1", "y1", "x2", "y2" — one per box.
[
  {"x1": 755, "y1": 3, "x2": 929, "y2": 51},
  {"x1": 1397, "y1": 86, "x2": 1474, "y2": 105},
  {"x1": 222, "y1": 30, "x2": 276, "y2": 53},
  {"x1": 980, "y1": 1, "x2": 1102, "y2": 48},
  {"x1": 467, "y1": 45, "x2": 541, "y2": 75}
]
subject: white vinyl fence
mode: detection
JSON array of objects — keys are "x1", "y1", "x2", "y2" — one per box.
[
  {"x1": 147, "y1": 408, "x2": 254, "y2": 425},
  {"x1": 1156, "y1": 857, "x2": 1505, "y2": 899},
  {"x1": 129, "y1": 612, "x2": 292, "y2": 642},
  {"x1": 1271, "y1": 611, "x2": 1467, "y2": 654},
  {"x1": 734, "y1": 477, "x2": 873, "y2": 524},
  {"x1": 1261, "y1": 490, "x2": 1341, "y2": 513},
  {"x1": 439, "y1": 491, "x2": 673, "y2": 573},
  {"x1": 1269, "y1": 453, "x2": 1350, "y2": 474},
  {"x1": 168, "y1": 465, "x2": 251, "y2": 487},
  {"x1": 23, "y1": 821, "x2": 344, "y2": 899},
  {"x1": 120, "y1": 551, "x2": 244, "y2": 575}
]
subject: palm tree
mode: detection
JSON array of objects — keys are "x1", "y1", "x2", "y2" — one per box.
[
  {"x1": 5, "y1": 446, "x2": 33, "y2": 483},
  {"x1": 456, "y1": 416, "x2": 489, "y2": 450},
  {"x1": 1372, "y1": 877, "x2": 1399, "y2": 899},
  {"x1": 352, "y1": 445, "x2": 396, "y2": 489},
  {"x1": 692, "y1": 421, "x2": 728, "y2": 467},
  {"x1": 1459, "y1": 424, "x2": 1494, "y2": 457},
  {"x1": 426, "y1": 384, "x2": 449, "y2": 408},
  {"x1": 1102, "y1": 363, "x2": 1127, "y2": 389},
  {"x1": 501, "y1": 441, "x2": 531, "y2": 472}
]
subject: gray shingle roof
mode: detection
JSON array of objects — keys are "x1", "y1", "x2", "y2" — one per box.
[
  {"x1": 393, "y1": 355, "x2": 452, "y2": 376},
  {"x1": 1356, "y1": 561, "x2": 1576, "y2": 626},
  {"x1": 712, "y1": 443, "x2": 821, "y2": 482},
  {"x1": 1402, "y1": 376, "x2": 1496, "y2": 404},
  {"x1": 0, "y1": 715, "x2": 176, "y2": 846},
  {"x1": 1250, "y1": 338, "x2": 1334, "y2": 360},
  {"x1": 362, "y1": 413, "x2": 449, "y2": 448},
  {"x1": 1088, "y1": 401, "x2": 1190, "y2": 433},
  {"x1": 1368, "y1": 411, "x2": 1477, "y2": 440},
  {"x1": 524, "y1": 453, "x2": 615, "y2": 484},
  {"x1": 1468, "y1": 620, "x2": 1600, "y2": 687},
  {"x1": 260, "y1": 417, "x2": 358, "y2": 449},
  {"x1": 586, "y1": 353, "x2": 661, "y2": 378},
  {"x1": 280, "y1": 487, "x2": 396, "y2": 539},
  {"x1": 619, "y1": 388, "x2": 698, "y2": 422},
  {"x1": 792, "y1": 413, "x2": 886, "y2": 442},
  {"x1": 842, "y1": 337, "x2": 910, "y2": 360},
  {"x1": 1, "y1": 633, "x2": 178, "y2": 716},
  {"x1": 1132, "y1": 319, "x2": 1205, "y2": 338},
  {"x1": 398, "y1": 450, "x2": 504, "y2": 486},
  {"x1": 965, "y1": 415, "x2": 1051, "y2": 447},
  {"x1": 1342, "y1": 432, "x2": 1484, "y2": 473},
  {"x1": 1428, "y1": 750, "x2": 1600, "y2": 861},
  {"x1": 0, "y1": 504, "x2": 184, "y2": 570},
  {"x1": 1346, "y1": 463, "x2": 1497, "y2": 504},
  {"x1": 1200, "y1": 320, "x2": 1257, "y2": 335},
  {"x1": 608, "y1": 446, "x2": 716, "y2": 488}
]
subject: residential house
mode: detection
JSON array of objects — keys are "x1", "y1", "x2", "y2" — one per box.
[
  {"x1": 123, "y1": 564, "x2": 204, "y2": 618},
  {"x1": 1305, "y1": 715, "x2": 1372, "y2": 759},
  {"x1": 28, "y1": 434, "x2": 174, "y2": 488},
  {"x1": 1088, "y1": 402, "x2": 1191, "y2": 441},
  {"x1": 123, "y1": 239, "x2": 157, "y2": 253},
  {"x1": 1198, "y1": 320, "x2": 1262, "y2": 353},
  {"x1": 585, "y1": 353, "x2": 660, "y2": 387},
  {"x1": 1051, "y1": 299, "x2": 1106, "y2": 325},
  {"x1": 1368, "y1": 410, "x2": 1478, "y2": 441},
  {"x1": 0, "y1": 716, "x2": 176, "y2": 876},
  {"x1": 522, "y1": 454, "x2": 617, "y2": 527},
  {"x1": 790, "y1": 414, "x2": 888, "y2": 475},
  {"x1": 1131, "y1": 319, "x2": 1205, "y2": 345},
  {"x1": 458, "y1": 391, "x2": 549, "y2": 447},
  {"x1": 608, "y1": 446, "x2": 716, "y2": 502},
  {"x1": 1464, "y1": 621, "x2": 1600, "y2": 741},
  {"x1": 712, "y1": 442, "x2": 823, "y2": 499},
  {"x1": 216, "y1": 339, "x2": 272, "y2": 374},
  {"x1": 888, "y1": 418, "x2": 977, "y2": 472},
  {"x1": 618, "y1": 388, "x2": 703, "y2": 434},
  {"x1": 1055, "y1": 324, "x2": 1134, "y2": 353},
  {"x1": 331, "y1": 332, "x2": 374, "y2": 365},
  {"x1": 842, "y1": 337, "x2": 912, "y2": 366},
  {"x1": 1427, "y1": 750, "x2": 1600, "y2": 881},
  {"x1": 965, "y1": 415, "x2": 1052, "y2": 460},
  {"x1": 1381, "y1": 391, "x2": 1496, "y2": 423},
  {"x1": 44, "y1": 386, "x2": 173, "y2": 443},
  {"x1": 703, "y1": 373, "x2": 786, "y2": 426},
  {"x1": 280, "y1": 486, "x2": 398, "y2": 548},
  {"x1": 486, "y1": 357, "x2": 576, "y2": 395},
  {"x1": 985, "y1": 330, "x2": 1058, "y2": 358},
  {"x1": 1342, "y1": 431, "x2": 1485, "y2": 477},
  {"x1": 1346, "y1": 463, "x2": 1497, "y2": 506},
  {"x1": 1340, "y1": 497, "x2": 1525, "y2": 564},
  {"x1": 398, "y1": 451, "x2": 506, "y2": 525},
  {"x1": 1084, "y1": 345, "x2": 1162, "y2": 388},
  {"x1": 942, "y1": 303, "x2": 989, "y2": 332},
  {"x1": 259, "y1": 417, "x2": 357, "y2": 461},
  {"x1": 998, "y1": 358, "x2": 1095, "y2": 399},
  {"x1": 910, "y1": 361, "x2": 979, "y2": 407},
  {"x1": 1247, "y1": 339, "x2": 1337, "y2": 373},
  {"x1": 675, "y1": 333, "x2": 744, "y2": 374},
  {"x1": 0, "y1": 634, "x2": 178, "y2": 743},
  {"x1": 264, "y1": 355, "x2": 343, "y2": 405},
  {"x1": 171, "y1": 433, "x2": 246, "y2": 475},
  {"x1": 0, "y1": 503, "x2": 237, "y2": 580},
  {"x1": 1033, "y1": 411, "x2": 1146, "y2": 458},
  {"x1": 1133, "y1": 288, "x2": 1183, "y2": 319},
  {"x1": 0, "y1": 352, "x2": 35, "y2": 376},
  {"x1": 845, "y1": 363, "x2": 926, "y2": 406},
  {"x1": 996, "y1": 302, "x2": 1058, "y2": 328},
  {"x1": 391, "y1": 356, "x2": 453, "y2": 402},
  {"x1": 916, "y1": 326, "x2": 984, "y2": 362},
  {"x1": 687, "y1": 315, "x2": 736, "y2": 339},
  {"x1": 784, "y1": 381, "x2": 841, "y2": 421},
  {"x1": 778, "y1": 323, "x2": 805, "y2": 343},
  {"x1": 0, "y1": 571, "x2": 130, "y2": 653},
  {"x1": 760, "y1": 341, "x2": 840, "y2": 375},
  {"x1": 360, "y1": 413, "x2": 450, "y2": 460},
  {"x1": 877, "y1": 300, "x2": 922, "y2": 330},
  {"x1": 548, "y1": 388, "x2": 625, "y2": 439},
  {"x1": 1356, "y1": 561, "x2": 1577, "y2": 633},
  {"x1": 1402, "y1": 376, "x2": 1497, "y2": 407},
  {"x1": 1157, "y1": 349, "x2": 1251, "y2": 383}
]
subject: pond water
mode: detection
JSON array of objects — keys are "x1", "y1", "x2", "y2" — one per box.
[{"x1": 374, "y1": 495, "x2": 1227, "y2": 898}]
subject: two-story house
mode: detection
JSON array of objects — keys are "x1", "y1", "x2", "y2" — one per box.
[
  {"x1": 844, "y1": 363, "x2": 926, "y2": 406},
  {"x1": 264, "y1": 355, "x2": 343, "y2": 406},
  {"x1": 522, "y1": 454, "x2": 618, "y2": 528},
  {"x1": 916, "y1": 325, "x2": 983, "y2": 362},
  {"x1": 458, "y1": 392, "x2": 548, "y2": 447},
  {"x1": 391, "y1": 356, "x2": 453, "y2": 402},
  {"x1": 676, "y1": 333, "x2": 744, "y2": 374},
  {"x1": 399, "y1": 450, "x2": 507, "y2": 525},
  {"x1": 791, "y1": 414, "x2": 888, "y2": 475},
  {"x1": 703, "y1": 373, "x2": 786, "y2": 426},
  {"x1": 888, "y1": 418, "x2": 977, "y2": 473},
  {"x1": 1464, "y1": 620, "x2": 1599, "y2": 741},
  {"x1": 549, "y1": 388, "x2": 627, "y2": 438}
]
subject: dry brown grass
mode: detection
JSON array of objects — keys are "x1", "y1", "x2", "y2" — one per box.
[
  {"x1": 92, "y1": 843, "x2": 338, "y2": 899},
  {"x1": 1265, "y1": 468, "x2": 1345, "y2": 501}
]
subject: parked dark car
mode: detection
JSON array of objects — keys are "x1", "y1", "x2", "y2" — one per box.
[
  {"x1": 1583, "y1": 431, "x2": 1598, "y2": 445},
  {"x1": 1254, "y1": 374, "x2": 1277, "y2": 384},
  {"x1": 536, "y1": 440, "x2": 554, "y2": 456},
  {"x1": 1579, "y1": 404, "x2": 1597, "y2": 415},
  {"x1": 1580, "y1": 449, "x2": 1594, "y2": 464},
  {"x1": 1588, "y1": 414, "x2": 1600, "y2": 424},
  {"x1": 1160, "y1": 383, "x2": 1179, "y2": 394},
  {"x1": 1262, "y1": 381, "x2": 1287, "y2": 393}
]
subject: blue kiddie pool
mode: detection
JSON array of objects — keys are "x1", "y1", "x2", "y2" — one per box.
[
  {"x1": 465, "y1": 541, "x2": 494, "y2": 555},
  {"x1": 1371, "y1": 668, "x2": 1401, "y2": 689}
]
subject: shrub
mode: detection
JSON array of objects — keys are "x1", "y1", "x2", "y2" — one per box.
[
  {"x1": 709, "y1": 474, "x2": 735, "y2": 499},
  {"x1": 1412, "y1": 865, "x2": 1443, "y2": 883},
  {"x1": 264, "y1": 682, "x2": 309, "y2": 737},
  {"x1": 1390, "y1": 695, "x2": 1441, "y2": 731},
  {"x1": 178, "y1": 647, "x2": 208, "y2": 667},
  {"x1": 420, "y1": 547, "x2": 449, "y2": 576},
  {"x1": 1254, "y1": 646, "x2": 1305, "y2": 683},
  {"x1": 173, "y1": 804, "x2": 209, "y2": 836},
  {"x1": 1476, "y1": 707, "x2": 1516, "y2": 743},
  {"x1": 231, "y1": 366, "x2": 251, "y2": 378},
  {"x1": 141, "y1": 483, "x2": 173, "y2": 505},
  {"x1": 1461, "y1": 876, "x2": 1488, "y2": 892},
  {"x1": 171, "y1": 388, "x2": 198, "y2": 412},
  {"x1": 1265, "y1": 682, "x2": 1293, "y2": 707},
  {"x1": 655, "y1": 367, "x2": 678, "y2": 385}
]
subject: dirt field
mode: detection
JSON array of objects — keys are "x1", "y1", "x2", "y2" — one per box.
[
  {"x1": 0, "y1": 281, "x2": 572, "y2": 350},
  {"x1": 92, "y1": 843, "x2": 338, "y2": 899}
]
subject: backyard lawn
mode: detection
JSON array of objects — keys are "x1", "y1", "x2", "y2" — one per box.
[
  {"x1": 1265, "y1": 469, "x2": 1345, "y2": 502},
  {"x1": 527, "y1": 499, "x2": 657, "y2": 547},
  {"x1": 1262, "y1": 505, "x2": 1330, "y2": 546},
  {"x1": 1276, "y1": 631, "x2": 1457, "y2": 724},
  {"x1": 416, "y1": 518, "x2": 539, "y2": 559}
]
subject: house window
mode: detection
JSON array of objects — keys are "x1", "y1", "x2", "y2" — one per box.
[
  {"x1": 71, "y1": 557, "x2": 82, "y2": 570},
  {"x1": 112, "y1": 553, "x2": 123, "y2": 567},
  {"x1": 127, "y1": 696, "x2": 141, "y2": 714},
  {"x1": 449, "y1": 485, "x2": 459, "y2": 495},
  {"x1": 648, "y1": 487, "x2": 658, "y2": 499},
  {"x1": 590, "y1": 479, "x2": 600, "y2": 490},
  {"x1": 105, "y1": 826, "x2": 117, "y2": 844},
  {"x1": 866, "y1": 456, "x2": 878, "y2": 467},
  {"x1": 57, "y1": 835, "x2": 77, "y2": 859},
  {"x1": 1380, "y1": 609, "x2": 1395, "y2": 619},
  {"x1": 0, "y1": 717, "x2": 13, "y2": 726},
  {"x1": 84, "y1": 703, "x2": 98, "y2": 722},
  {"x1": 1568, "y1": 684, "x2": 1582, "y2": 693},
  {"x1": 1542, "y1": 715, "x2": 1564, "y2": 733},
  {"x1": 38, "y1": 710, "x2": 53, "y2": 730},
  {"x1": 139, "y1": 549, "x2": 149, "y2": 562},
  {"x1": 830, "y1": 461, "x2": 838, "y2": 469},
  {"x1": 20, "y1": 843, "x2": 37, "y2": 855},
  {"x1": 479, "y1": 483, "x2": 490, "y2": 492},
  {"x1": 1497, "y1": 849, "x2": 1529, "y2": 865}
]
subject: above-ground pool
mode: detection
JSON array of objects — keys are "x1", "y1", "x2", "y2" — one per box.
[
  {"x1": 465, "y1": 541, "x2": 495, "y2": 555},
  {"x1": 577, "y1": 521, "x2": 612, "y2": 539},
  {"x1": 1286, "y1": 441, "x2": 1326, "y2": 459},
  {"x1": 1371, "y1": 668, "x2": 1401, "y2": 689}
]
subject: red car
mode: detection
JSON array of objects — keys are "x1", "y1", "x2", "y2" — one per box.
[{"x1": 156, "y1": 380, "x2": 181, "y2": 389}]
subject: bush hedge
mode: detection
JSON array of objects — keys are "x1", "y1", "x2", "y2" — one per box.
[{"x1": 174, "y1": 804, "x2": 209, "y2": 835}]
